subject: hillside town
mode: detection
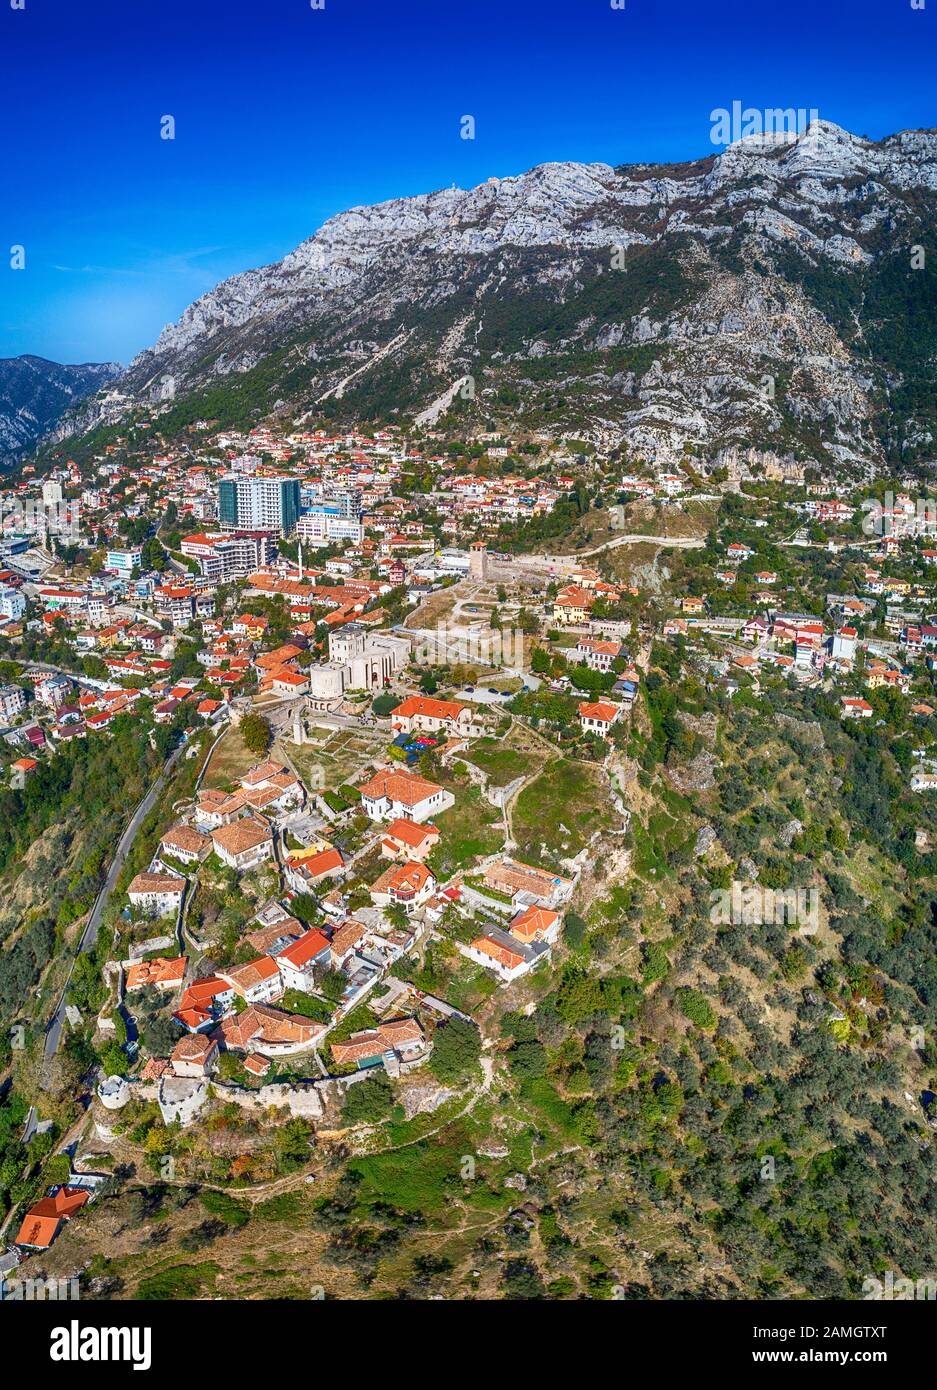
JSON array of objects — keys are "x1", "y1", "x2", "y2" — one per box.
[{"x1": 3, "y1": 416, "x2": 937, "y2": 1306}]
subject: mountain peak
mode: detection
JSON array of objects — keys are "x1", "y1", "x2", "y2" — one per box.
[{"x1": 42, "y1": 124, "x2": 937, "y2": 472}]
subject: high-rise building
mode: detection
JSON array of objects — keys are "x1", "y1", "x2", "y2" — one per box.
[
  {"x1": 217, "y1": 476, "x2": 301, "y2": 535},
  {"x1": 295, "y1": 484, "x2": 363, "y2": 544},
  {"x1": 333, "y1": 488, "x2": 362, "y2": 520}
]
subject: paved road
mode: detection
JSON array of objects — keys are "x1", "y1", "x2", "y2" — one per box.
[{"x1": 43, "y1": 739, "x2": 188, "y2": 1059}]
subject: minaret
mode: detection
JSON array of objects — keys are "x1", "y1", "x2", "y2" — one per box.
[{"x1": 297, "y1": 540, "x2": 303, "y2": 582}]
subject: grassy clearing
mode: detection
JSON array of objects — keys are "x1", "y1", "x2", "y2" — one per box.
[
  {"x1": 136, "y1": 1260, "x2": 221, "y2": 1300},
  {"x1": 460, "y1": 736, "x2": 538, "y2": 788},
  {"x1": 512, "y1": 759, "x2": 615, "y2": 868},
  {"x1": 202, "y1": 726, "x2": 256, "y2": 790},
  {"x1": 432, "y1": 784, "x2": 505, "y2": 867},
  {"x1": 280, "y1": 727, "x2": 385, "y2": 790}
]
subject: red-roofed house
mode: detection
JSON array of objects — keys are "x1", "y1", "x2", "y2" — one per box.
[
  {"x1": 380, "y1": 818, "x2": 439, "y2": 862},
  {"x1": 15, "y1": 1186, "x2": 90, "y2": 1251},
  {"x1": 370, "y1": 860, "x2": 436, "y2": 914},
  {"x1": 390, "y1": 695, "x2": 472, "y2": 736},
  {"x1": 578, "y1": 699, "x2": 622, "y2": 737},
  {"x1": 274, "y1": 930, "x2": 331, "y2": 992}
]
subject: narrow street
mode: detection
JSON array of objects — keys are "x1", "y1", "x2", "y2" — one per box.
[{"x1": 43, "y1": 730, "x2": 206, "y2": 1060}]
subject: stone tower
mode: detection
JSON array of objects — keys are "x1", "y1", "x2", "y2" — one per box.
[{"x1": 469, "y1": 541, "x2": 489, "y2": 581}]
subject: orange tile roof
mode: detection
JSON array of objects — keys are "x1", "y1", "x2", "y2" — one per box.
[
  {"x1": 177, "y1": 975, "x2": 231, "y2": 1009},
  {"x1": 160, "y1": 824, "x2": 211, "y2": 856},
  {"x1": 214, "y1": 1003, "x2": 321, "y2": 1049},
  {"x1": 220, "y1": 955, "x2": 281, "y2": 992},
  {"x1": 357, "y1": 768, "x2": 443, "y2": 808},
  {"x1": 128, "y1": 871, "x2": 185, "y2": 897},
  {"x1": 510, "y1": 905, "x2": 559, "y2": 943},
  {"x1": 171, "y1": 1033, "x2": 217, "y2": 1065},
  {"x1": 276, "y1": 929, "x2": 331, "y2": 968},
  {"x1": 125, "y1": 955, "x2": 187, "y2": 991},
  {"x1": 383, "y1": 818, "x2": 439, "y2": 849},
  {"x1": 288, "y1": 845, "x2": 344, "y2": 880},
  {"x1": 372, "y1": 860, "x2": 434, "y2": 896},
  {"x1": 329, "y1": 918, "x2": 367, "y2": 958},
  {"x1": 392, "y1": 695, "x2": 467, "y2": 722},
  {"x1": 15, "y1": 1186, "x2": 90, "y2": 1249},
  {"x1": 241, "y1": 760, "x2": 288, "y2": 786},
  {"x1": 211, "y1": 815, "x2": 272, "y2": 857},
  {"x1": 330, "y1": 1017, "x2": 423, "y2": 1066},
  {"x1": 578, "y1": 699, "x2": 620, "y2": 722},
  {"x1": 470, "y1": 935, "x2": 525, "y2": 970}
]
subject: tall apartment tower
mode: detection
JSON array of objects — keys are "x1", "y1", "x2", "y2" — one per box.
[{"x1": 217, "y1": 475, "x2": 301, "y2": 535}]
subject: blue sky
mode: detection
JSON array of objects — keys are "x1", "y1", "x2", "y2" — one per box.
[{"x1": 2, "y1": 0, "x2": 934, "y2": 366}]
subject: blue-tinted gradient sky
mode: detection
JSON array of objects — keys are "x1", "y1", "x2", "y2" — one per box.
[{"x1": 2, "y1": 0, "x2": 934, "y2": 364}]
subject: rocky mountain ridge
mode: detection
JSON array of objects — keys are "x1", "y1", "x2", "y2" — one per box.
[{"x1": 46, "y1": 121, "x2": 937, "y2": 469}]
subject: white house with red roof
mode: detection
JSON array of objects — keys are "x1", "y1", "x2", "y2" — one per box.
[
  {"x1": 274, "y1": 929, "x2": 331, "y2": 992},
  {"x1": 370, "y1": 860, "x2": 437, "y2": 914},
  {"x1": 390, "y1": 695, "x2": 472, "y2": 737},
  {"x1": 575, "y1": 637, "x2": 622, "y2": 672},
  {"x1": 578, "y1": 699, "x2": 622, "y2": 738},
  {"x1": 840, "y1": 696, "x2": 873, "y2": 719}
]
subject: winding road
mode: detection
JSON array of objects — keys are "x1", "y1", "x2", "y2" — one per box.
[{"x1": 43, "y1": 738, "x2": 193, "y2": 1060}]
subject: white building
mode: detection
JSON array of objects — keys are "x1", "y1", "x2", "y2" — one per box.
[
  {"x1": 357, "y1": 768, "x2": 454, "y2": 824},
  {"x1": 831, "y1": 627, "x2": 858, "y2": 663},
  {"x1": 575, "y1": 637, "x2": 622, "y2": 672},
  {"x1": 578, "y1": 699, "x2": 622, "y2": 737},
  {"x1": 274, "y1": 930, "x2": 331, "y2": 993},
  {"x1": 459, "y1": 929, "x2": 551, "y2": 983},
  {"x1": 0, "y1": 684, "x2": 27, "y2": 721},
  {"x1": 105, "y1": 547, "x2": 142, "y2": 578},
  {"x1": 840, "y1": 697, "x2": 873, "y2": 720},
  {"x1": 0, "y1": 585, "x2": 26, "y2": 622},
  {"x1": 127, "y1": 872, "x2": 186, "y2": 918},
  {"x1": 210, "y1": 816, "x2": 274, "y2": 872},
  {"x1": 305, "y1": 624, "x2": 409, "y2": 699},
  {"x1": 180, "y1": 531, "x2": 275, "y2": 580},
  {"x1": 34, "y1": 673, "x2": 71, "y2": 708},
  {"x1": 294, "y1": 513, "x2": 364, "y2": 545},
  {"x1": 218, "y1": 955, "x2": 283, "y2": 1005}
]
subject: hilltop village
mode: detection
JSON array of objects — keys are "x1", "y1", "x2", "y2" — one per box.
[{"x1": 2, "y1": 420, "x2": 937, "y2": 1300}]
